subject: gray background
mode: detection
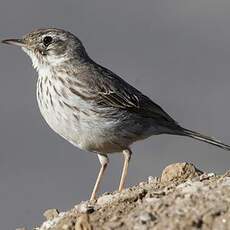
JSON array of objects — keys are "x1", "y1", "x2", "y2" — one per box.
[{"x1": 1, "y1": 0, "x2": 230, "y2": 229}]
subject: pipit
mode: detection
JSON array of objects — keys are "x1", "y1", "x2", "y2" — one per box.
[{"x1": 2, "y1": 28, "x2": 230, "y2": 201}]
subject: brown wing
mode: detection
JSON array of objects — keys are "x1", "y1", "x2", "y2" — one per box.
[{"x1": 93, "y1": 65, "x2": 177, "y2": 125}]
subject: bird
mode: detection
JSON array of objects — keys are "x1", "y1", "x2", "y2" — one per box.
[{"x1": 2, "y1": 28, "x2": 230, "y2": 201}]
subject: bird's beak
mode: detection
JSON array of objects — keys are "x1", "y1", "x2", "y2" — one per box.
[{"x1": 1, "y1": 38, "x2": 26, "y2": 47}]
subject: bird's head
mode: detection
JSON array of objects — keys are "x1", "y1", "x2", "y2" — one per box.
[{"x1": 2, "y1": 28, "x2": 88, "y2": 71}]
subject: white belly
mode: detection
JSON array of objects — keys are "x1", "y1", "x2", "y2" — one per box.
[{"x1": 36, "y1": 75, "x2": 129, "y2": 153}]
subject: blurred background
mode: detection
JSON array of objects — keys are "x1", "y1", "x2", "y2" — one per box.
[{"x1": 1, "y1": 0, "x2": 230, "y2": 229}]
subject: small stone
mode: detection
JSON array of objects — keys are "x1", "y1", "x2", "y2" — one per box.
[
  {"x1": 152, "y1": 190, "x2": 165, "y2": 196},
  {"x1": 43, "y1": 209, "x2": 59, "y2": 220},
  {"x1": 75, "y1": 203, "x2": 95, "y2": 214},
  {"x1": 139, "y1": 212, "x2": 156, "y2": 224},
  {"x1": 200, "y1": 172, "x2": 215, "y2": 181},
  {"x1": 161, "y1": 162, "x2": 203, "y2": 183},
  {"x1": 139, "y1": 181, "x2": 145, "y2": 187},
  {"x1": 208, "y1": 172, "x2": 215, "y2": 177},
  {"x1": 148, "y1": 176, "x2": 158, "y2": 184},
  {"x1": 97, "y1": 194, "x2": 114, "y2": 206}
]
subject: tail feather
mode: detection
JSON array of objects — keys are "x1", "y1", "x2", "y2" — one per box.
[{"x1": 180, "y1": 128, "x2": 230, "y2": 151}]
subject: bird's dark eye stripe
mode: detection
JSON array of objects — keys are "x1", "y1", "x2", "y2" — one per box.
[{"x1": 43, "y1": 36, "x2": 53, "y2": 46}]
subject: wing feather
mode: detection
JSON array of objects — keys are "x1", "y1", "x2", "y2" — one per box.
[
  {"x1": 70, "y1": 64, "x2": 178, "y2": 127},
  {"x1": 91, "y1": 65, "x2": 177, "y2": 125}
]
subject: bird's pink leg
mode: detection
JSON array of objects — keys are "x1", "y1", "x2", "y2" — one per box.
[
  {"x1": 90, "y1": 154, "x2": 109, "y2": 201},
  {"x1": 118, "y1": 149, "x2": 132, "y2": 192}
]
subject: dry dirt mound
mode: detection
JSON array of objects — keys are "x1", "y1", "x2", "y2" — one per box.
[{"x1": 19, "y1": 162, "x2": 230, "y2": 230}]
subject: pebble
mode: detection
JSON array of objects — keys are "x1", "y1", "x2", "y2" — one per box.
[
  {"x1": 161, "y1": 162, "x2": 203, "y2": 182},
  {"x1": 139, "y1": 212, "x2": 155, "y2": 224},
  {"x1": 222, "y1": 218, "x2": 227, "y2": 223},
  {"x1": 148, "y1": 176, "x2": 158, "y2": 184},
  {"x1": 43, "y1": 209, "x2": 59, "y2": 220},
  {"x1": 200, "y1": 173, "x2": 215, "y2": 181},
  {"x1": 97, "y1": 194, "x2": 114, "y2": 206},
  {"x1": 139, "y1": 181, "x2": 145, "y2": 187},
  {"x1": 75, "y1": 203, "x2": 95, "y2": 214}
]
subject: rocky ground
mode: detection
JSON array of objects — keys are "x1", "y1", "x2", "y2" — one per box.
[{"x1": 18, "y1": 162, "x2": 230, "y2": 230}]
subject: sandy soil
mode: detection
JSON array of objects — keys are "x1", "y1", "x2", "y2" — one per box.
[{"x1": 20, "y1": 162, "x2": 230, "y2": 230}]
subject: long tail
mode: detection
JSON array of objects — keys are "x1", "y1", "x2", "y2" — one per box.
[{"x1": 179, "y1": 128, "x2": 230, "y2": 151}]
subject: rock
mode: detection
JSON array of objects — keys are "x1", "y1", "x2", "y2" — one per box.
[
  {"x1": 97, "y1": 194, "x2": 114, "y2": 206},
  {"x1": 28, "y1": 162, "x2": 230, "y2": 230},
  {"x1": 161, "y1": 162, "x2": 203, "y2": 182},
  {"x1": 43, "y1": 209, "x2": 59, "y2": 220},
  {"x1": 74, "y1": 203, "x2": 95, "y2": 214},
  {"x1": 139, "y1": 212, "x2": 156, "y2": 224},
  {"x1": 148, "y1": 176, "x2": 158, "y2": 184},
  {"x1": 199, "y1": 172, "x2": 215, "y2": 181}
]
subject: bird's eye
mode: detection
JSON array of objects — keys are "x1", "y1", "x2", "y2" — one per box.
[{"x1": 43, "y1": 36, "x2": 53, "y2": 46}]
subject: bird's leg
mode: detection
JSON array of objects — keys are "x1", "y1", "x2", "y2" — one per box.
[
  {"x1": 118, "y1": 149, "x2": 132, "y2": 192},
  {"x1": 90, "y1": 154, "x2": 109, "y2": 201}
]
